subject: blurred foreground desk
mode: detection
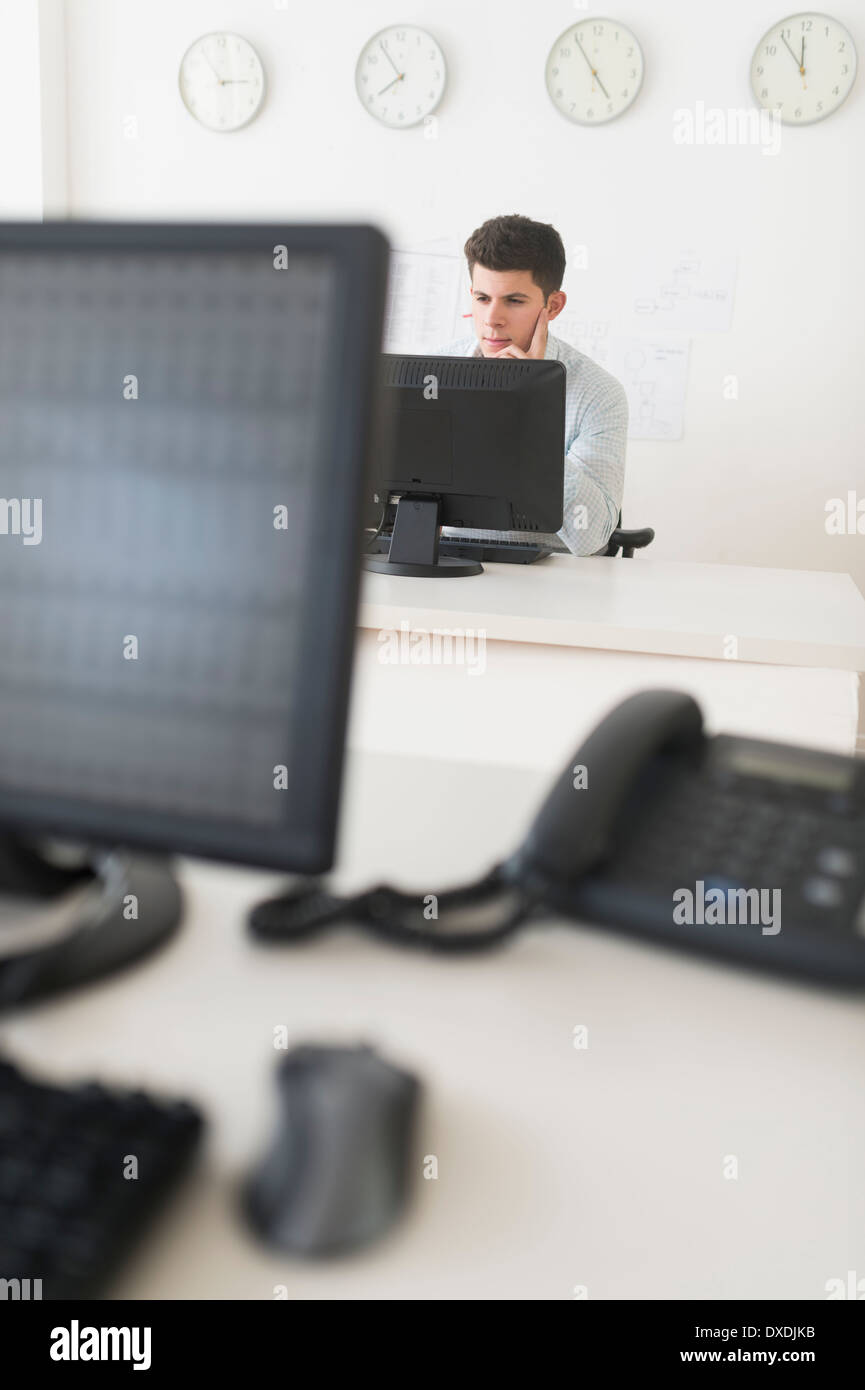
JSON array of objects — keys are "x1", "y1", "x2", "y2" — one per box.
[
  {"x1": 3, "y1": 746, "x2": 864, "y2": 1301},
  {"x1": 350, "y1": 555, "x2": 865, "y2": 766}
]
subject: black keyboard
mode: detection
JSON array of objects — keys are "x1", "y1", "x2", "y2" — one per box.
[
  {"x1": 437, "y1": 538, "x2": 556, "y2": 564},
  {"x1": 0, "y1": 1055, "x2": 204, "y2": 1299}
]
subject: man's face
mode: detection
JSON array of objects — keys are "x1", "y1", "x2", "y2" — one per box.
[{"x1": 468, "y1": 266, "x2": 549, "y2": 357}]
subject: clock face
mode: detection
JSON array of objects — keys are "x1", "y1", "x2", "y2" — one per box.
[
  {"x1": 356, "y1": 26, "x2": 446, "y2": 127},
  {"x1": 545, "y1": 18, "x2": 644, "y2": 124},
  {"x1": 179, "y1": 32, "x2": 266, "y2": 131},
  {"x1": 751, "y1": 13, "x2": 857, "y2": 123}
]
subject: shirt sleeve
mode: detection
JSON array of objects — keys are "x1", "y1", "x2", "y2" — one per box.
[{"x1": 557, "y1": 377, "x2": 628, "y2": 557}]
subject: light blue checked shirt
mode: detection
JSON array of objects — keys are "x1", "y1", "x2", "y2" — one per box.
[{"x1": 435, "y1": 331, "x2": 627, "y2": 556}]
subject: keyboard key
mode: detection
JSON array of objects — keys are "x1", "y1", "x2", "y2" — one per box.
[
  {"x1": 816, "y1": 847, "x2": 857, "y2": 878},
  {"x1": 802, "y1": 876, "x2": 844, "y2": 909}
]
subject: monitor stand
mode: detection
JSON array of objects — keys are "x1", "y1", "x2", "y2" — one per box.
[
  {"x1": 0, "y1": 834, "x2": 183, "y2": 1008},
  {"x1": 362, "y1": 496, "x2": 482, "y2": 578}
]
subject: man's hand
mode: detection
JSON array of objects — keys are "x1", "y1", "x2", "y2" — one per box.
[{"x1": 493, "y1": 305, "x2": 549, "y2": 359}]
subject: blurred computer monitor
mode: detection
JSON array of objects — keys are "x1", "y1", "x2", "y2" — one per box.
[
  {"x1": 0, "y1": 221, "x2": 389, "y2": 882},
  {"x1": 364, "y1": 353, "x2": 566, "y2": 577}
]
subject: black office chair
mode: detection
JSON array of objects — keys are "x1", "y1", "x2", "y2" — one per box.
[{"x1": 603, "y1": 510, "x2": 654, "y2": 559}]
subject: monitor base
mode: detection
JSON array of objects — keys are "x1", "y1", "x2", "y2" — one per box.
[
  {"x1": 0, "y1": 836, "x2": 183, "y2": 1008},
  {"x1": 363, "y1": 553, "x2": 482, "y2": 578},
  {"x1": 363, "y1": 495, "x2": 483, "y2": 577}
]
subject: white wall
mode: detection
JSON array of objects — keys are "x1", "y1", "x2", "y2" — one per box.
[
  {"x1": 1, "y1": 0, "x2": 66, "y2": 218},
  {"x1": 51, "y1": 1, "x2": 865, "y2": 588}
]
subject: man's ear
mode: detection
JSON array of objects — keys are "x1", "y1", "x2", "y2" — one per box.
[{"x1": 545, "y1": 290, "x2": 567, "y2": 322}]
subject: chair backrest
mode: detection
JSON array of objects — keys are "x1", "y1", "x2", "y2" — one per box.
[{"x1": 604, "y1": 510, "x2": 655, "y2": 559}]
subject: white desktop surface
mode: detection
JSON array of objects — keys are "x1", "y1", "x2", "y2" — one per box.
[
  {"x1": 4, "y1": 747, "x2": 864, "y2": 1301},
  {"x1": 359, "y1": 555, "x2": 865, "y2": 670},
  {"x1": 350, "y1": 555, "x2": 863, "y2": 773}
]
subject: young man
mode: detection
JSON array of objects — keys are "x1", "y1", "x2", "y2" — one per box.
[{"x1": 437, "y1": 214, "x2": 627, "y2": 557}]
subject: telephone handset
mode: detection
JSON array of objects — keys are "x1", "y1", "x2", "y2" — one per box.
[
  {"x1": 249, "y1": 690, "x2": 865, "y2": 987},
  {"x1": 507, "y1": 690, "x2": 704, "y2": 888}
]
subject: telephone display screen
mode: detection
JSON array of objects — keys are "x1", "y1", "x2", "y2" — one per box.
[{"x1": 724, "y1": 747, "x2": 854, "y2": 793}]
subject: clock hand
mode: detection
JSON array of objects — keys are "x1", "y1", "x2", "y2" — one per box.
[
  {"x1": 800, "y1": 36, "x2": 807, "y2": 87},
  {"x1": 200, "y1": 51, "x2": 227, "y2": 85},
  {"x1": 574, "y1": 36, "x2": 609, "y2": 99},
  {"x1": 780, "y1": 34, "x2": 802, "y2": 69},
  {"x1": 380, "y1": 41, "x2": 402, "y2": 81},
  {"x1": 378, "y1": 75, "x2": 403, "y2": 95},
  {"x1": 574, "y1": 37, "x2": 596, "y2": 77}
]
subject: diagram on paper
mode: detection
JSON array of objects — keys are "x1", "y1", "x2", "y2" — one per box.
[
  {"x1": 557, "y1": 321, "x2": 690, "y2": 440},
  {"x1": 632, "y1": 252, "x2": 737, "y2": 333}
]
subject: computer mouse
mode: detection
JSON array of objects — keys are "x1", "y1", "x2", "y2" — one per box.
[{"x1": 242, "y1": 1043, "x2": 421, "y2": 1256}]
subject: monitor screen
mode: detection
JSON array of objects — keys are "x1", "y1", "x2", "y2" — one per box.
[{"x1": 0, "y1": 223, "x2": 389, "y2": 873}]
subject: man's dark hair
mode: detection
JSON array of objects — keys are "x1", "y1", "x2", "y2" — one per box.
[{"x1": 463, "y1": 214, "x2": 566, "y2": 301}]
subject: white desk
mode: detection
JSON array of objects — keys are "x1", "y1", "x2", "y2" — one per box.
[
  {"x1": 350, "y1": 556, "x2": 865, "y2": 770},
  {"x1": 4, "y1": 746, "x2": 864, "y2": 1300}
]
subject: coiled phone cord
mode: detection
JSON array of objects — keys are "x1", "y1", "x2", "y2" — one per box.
[{"x1": 248, "y1": 861, "x2": 545, "y2": 953}]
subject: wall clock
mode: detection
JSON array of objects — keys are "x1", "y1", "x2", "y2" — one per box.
[
  {"x1": 751, "y1": 12, "x2": 857, "y2": 123},
  {"x1": 179, "y1": 32, "x2": 266, "y2": 131},
  {"x1": 545, "y1": 18, "x2": 644, "y2": 124},
  {"x1": 355, "y1": 26, "x2": 446, "y2": 127}
]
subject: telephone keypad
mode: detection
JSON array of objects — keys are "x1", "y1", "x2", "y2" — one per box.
[{"x1": 611, "y1": 768, "x2": 865, "y2": 929}]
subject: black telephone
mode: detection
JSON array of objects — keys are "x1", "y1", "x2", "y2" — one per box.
[{"x1": 250, "y1": 690, "x2": 865, "y2": 988}]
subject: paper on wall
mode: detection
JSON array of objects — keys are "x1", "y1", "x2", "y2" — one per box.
[
  {"x1": 629, "y1": 251, "x2": 737, "y2": 333},
  {"x1": 383, "y1": 249, "x2": 468, "y2": 354},
  {"x1": 554, "y1": 315, "x2": 690, "y2": 440}
]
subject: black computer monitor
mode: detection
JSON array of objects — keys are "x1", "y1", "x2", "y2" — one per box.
[
  {"x1": 363, "y1": 353, "x2": 566, "y2": 577},
  {"x1": 0, "y1": 221, "x2": 389, "y2": 885}
]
